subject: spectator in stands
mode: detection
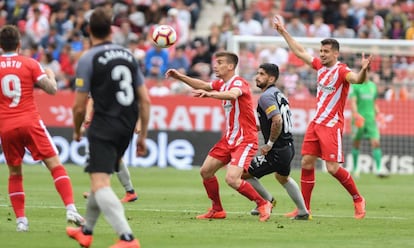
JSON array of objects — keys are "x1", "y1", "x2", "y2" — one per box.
[
  {"x1": 372, "y1": 0, "x2": 396, "y2": 19},
  {"x1": 168, "y1": 45, "x2": 190, "y2": 73},
  {"x1": 6, "y1": 0, "x2": 29, "y2": 25},
  {"x1": 25, "y1": 7, "x2": 50, "y2": 44},
  {"x1": 333, "y1": 2, "x2": 359, "y2": 32},
  {"x1": 183, "y1": 0, "x2": 201, "y2": 30},
  {"x1": 175, "y1": 0, "x2": 192, "y2": 30},
  {"x1": 128, "y1": 6, "x2": 146, "y2": 35},
  {"x1": 383, "y1": 2, "x2": 409, "y2": 37},
  {"x1": 308, "y1": 12, "x2": 331, "y2": 38},
  {"x1": 40, "y1": 25, "x2": 65, "y2": 56},
  {"x1": 332, "y1": 20, "x2": 356, "y2": 38},
  {"x1": 219, "y1": 9, "x2": 236, "y2": 49},
  {"x1": 59, "y1": 43, "x2": 76, "y2": 86},
  {"x1": 26, "y1": 0, "x2": 51, "y2": 20},
  {"x1": 190, "y1": 38, "x2": 212, "y2": 75},
  {"x1": 50, "y1": 6, "x2": 74, "y2": 41},
  {"x1": 379, "y1": 56, "x2": 396, "y2": 85},
  {"x1": 238, "y1": 9, "x2": 263, "y2": 36},
  {"x1": 206, "y1": 23, "x2": 223, "y2": 54},
  {"x1": 17, "y1": 20, "x2": 36, "y2": 51},
  {"x1": 358, "y1": 5, "x2": 384, "y2": 32},
  {"x1": 384, "y1": 18, "x2": 406, "y2": 39},
  {"x1": 112, "y1": 20, "x2": 138, "y2": 48},
  {"x1": 40, "y1": 51, "x2": 67, "y2": 89},
  {"x1": 258, "y1": 46, "x2": 288, "y2": 69},
  {"x1": 286, "y1": 14, "x2": 307, "y2": 37},
  {"x1": 262, "y1": 7, "x2": 284, "y2": 36},
  {"x1": 350, "y1": 0, "x2": 371, "y2": 23},
  {"x1": 292, "y1": 80, "x2": 312, "y2": 100},
  {"x1": 148, "y1": 79, "x2": 171, "y2": 97},
  {"x1": 281, "y1": 64, "x2": 299, "y2": 96},
  {"x1": 167, "y1": 8, "x2": 190, "y2": 47},
  {"x1": 358, "y1": 15, "x2": 382, "y2": 39},
  {"x1": 406, "y1": 18, "x2": 414, "y2": 40},
  {"x1": 145, "y1": 44, "x2": 169, "y2": 78},
  {"x1": 72, "y1": 7, "x2": 89, "y2": 38}
]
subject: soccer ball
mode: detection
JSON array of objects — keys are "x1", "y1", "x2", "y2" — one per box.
[{"x1": 151, "y1": 25, "x2": 177, "y2": 48}]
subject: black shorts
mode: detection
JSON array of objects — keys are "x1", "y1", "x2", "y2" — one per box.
[
  {"x1": 85, "y1": 135, "x2": 131, "y2": 174},
  {"x1": 248, "y1": 142, "x2": 295, "y2": 178}
]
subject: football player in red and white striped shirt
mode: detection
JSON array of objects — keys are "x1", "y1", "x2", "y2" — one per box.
[
  {"x1": 166, "y1": 51, "x2": 273, "y2": 222},
  {"x1": 273, "y1": 16, "x2": 372, "y2": 219}
]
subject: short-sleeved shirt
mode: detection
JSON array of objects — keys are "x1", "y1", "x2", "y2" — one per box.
[
  {"x1": 311, "y1": 57, "x2": 351, "y2": 128},
  {"x1": 75, "y1": 42, "x2": 144, "y2": 140},
  {"x1": 210, "y1": 75, "x2": 257, "y2": 146},
  {"x1": 349, "y1": 80, "x2": 377, "y2": 120},
  {"x1": 0, "y1": 54, "x2": 46, "y2": 132},
  {"x1": 257, "y1": 85, "x2": 293, "y2": 147}
]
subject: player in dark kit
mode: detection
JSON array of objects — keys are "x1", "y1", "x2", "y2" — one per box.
[
  {"x1": 67, "y1": 7, "x2": 150, "y2": 248},
  {"x1": 243, "y1": 63, "x2": 310, "y2": 220}
]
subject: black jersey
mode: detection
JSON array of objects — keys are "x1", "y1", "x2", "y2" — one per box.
[
  {"x1": 75, "y1": 42, "x2": 144, "y2": 140},
  {"x1": 257, "y1": 86, "x2": 293, "y2": 147}
]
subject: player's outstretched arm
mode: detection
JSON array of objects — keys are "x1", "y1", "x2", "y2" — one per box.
[
  {"x1": 37, "y1": 68, "x2": 58, "y2": 95},
  {"x1": 272, "y1": 16, "x2": 313, "y2": 65},
  {"x1": 346, "y1": 53, "x2": 372, "y2": 84},
  {"x1": 165, "y1": 69, "x2": 211, "y2": 91}
]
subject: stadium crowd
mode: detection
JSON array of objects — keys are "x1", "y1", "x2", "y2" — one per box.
[{"x1": 1, "y1": 0, "x2": 414, "y2": 100}]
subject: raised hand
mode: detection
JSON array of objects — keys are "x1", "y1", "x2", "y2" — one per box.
[
  {"x1": 360, "y1": 52, "x2": 373, "y2": 71},
  {"x1": 272, "y1": 15, "x2": 285, "y2": 34}
]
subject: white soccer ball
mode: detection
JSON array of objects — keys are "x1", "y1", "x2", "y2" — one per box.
[{"x1": 151, "y1": 25, "x2": 177, "y2": 48}]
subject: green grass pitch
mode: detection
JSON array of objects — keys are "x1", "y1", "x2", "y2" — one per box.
[{"x1": 0, "y1": 165, "x2": 413, "y2": 248}]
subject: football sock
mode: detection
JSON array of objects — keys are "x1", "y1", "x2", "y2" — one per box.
[
  {"x1": 203, "y1": 176, "x2": 223, "y2": 211},
  {"x1": 84, "y1": 191, "x2": 100, "y2": 232},
  {"x1": 246, "y1": 177, "x2": 273, "y2": 202},
  {"x1": 333, "y1": 167, "x2": 363, "y2": 202},
  {"x1": 9, "y1": 175, "x2": 25, "y2": 218},
  {"x1": 51, "y1": 165, "x2": 75, "y2": 206},
  {"x1": 283, "y1": 177, "x2": 308, "y2": 215},
  {"x1": 301, "y1": 167, "x2": 315, "y2": 210},
  {"x1": 352, "y1": 148, "x2": 360, "y2": 173},
  {"x1": 116, "y1": 160, "x2": 134, "y2": 192},
  {"x1": 372, "y1": 148, "x2": 382, "y2": 172},
  {"x1": 237, "y1": 180, "x2": 267, "y2": 206},
  {"x1": 95, "y1": 187, "x2": 133, "y2": 236}
]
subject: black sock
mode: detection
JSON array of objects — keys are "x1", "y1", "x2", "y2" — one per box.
[
  {"x1": 82, "y1": 226, "x2": 93, "y2": 235},
  {"x1": 120, "y1": 233, "x2": 134, "y2": 241},
  {"x1": 127, "y1": 189, "x2": 135, "y2": 194}
]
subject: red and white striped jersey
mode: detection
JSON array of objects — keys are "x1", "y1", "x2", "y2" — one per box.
[
  {"x1": 311, "y1": 57, "x2": 351, "y2": 128},
  {"x1": 211, "y1": 75, "x2": 258, "y2": 146}
]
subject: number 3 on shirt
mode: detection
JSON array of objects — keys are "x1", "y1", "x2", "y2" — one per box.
[
  {"x1": 112, "y1": 65, "x2": 134, "y2": 106},
  {"x1": 1, "y1": 74, "x2": 21, "y2": 107}
]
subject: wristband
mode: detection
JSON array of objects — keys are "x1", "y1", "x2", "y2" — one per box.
[{"x1": 267, "y1": 140, "x2": 274, "y2": 147}]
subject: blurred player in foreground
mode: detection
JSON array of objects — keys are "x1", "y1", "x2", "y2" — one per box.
[
  {"x1": 0, "y1": 25, "x2": 84, "y2": 232},
  {"x1": 349, "y1": 75, "x2": 388, "y2": 178},
  {"x1": 166, "y1": 51, "x2": 273, "y2": 222},
  {"x1": 82, "y1": 98, "x2": 139, "y2": 203},
  {"x1": 68, "y1": 7, "x2": 150, "y2": 248},
  {"x1": 273, "y1": 16, "x2": 370, "y2": 219},
  {"x1": 243, "y1": 63, "x2": 310, "y2": 220}
]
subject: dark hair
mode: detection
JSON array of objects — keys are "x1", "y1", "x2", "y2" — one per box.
[
  {"x1": 215, "y1": 51, "x2": 239, "y2": 67},
  {"x1": 321, "y1": 38, "x2": 340, "y2": 51},
  {"x1": 259, "y1": 63, "x2": 279, "y2": 81},
  {"x1": 0, "y1": 25, "x2": 20, "y2": 52},
  {"x1": 89, "y1": 7, "x2": 112, "y2": 39}
]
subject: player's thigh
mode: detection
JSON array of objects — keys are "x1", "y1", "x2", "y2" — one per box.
[
  {"x1": 25, "y1": 121, "x2": 58, "y2": 161},
  {"x1": 301, "y1": 122, "x2": 321, "y2": 157},
  {"x1": 365, "y1": 119, "x2": 380, "y2": 140},
  {"x1": 230, "y1": 141, "x2": 258, "y2": 170},
  {"x1": 316, "y1": 124, "x2": 344, "y2": 163},
  {"x1": 351, "y1": 125, "x2": 364, "y2": 141},
  {"x1": 87, "y1": 138, "x2": 119, "y2": 174},
  {"x1": 0, "y1": 128, "x2": 27, "y2": 166}
]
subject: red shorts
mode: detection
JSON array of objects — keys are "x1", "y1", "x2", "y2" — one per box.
[
  {"x1": 301, "y1": 121, "x2": 344, "y2": 163},
  {"x1": 208, "y1": 137, "x2": 258, "y2": 170},
  {"x1": 1, "y1": 120, "x2": 57, "y2": 166}
]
